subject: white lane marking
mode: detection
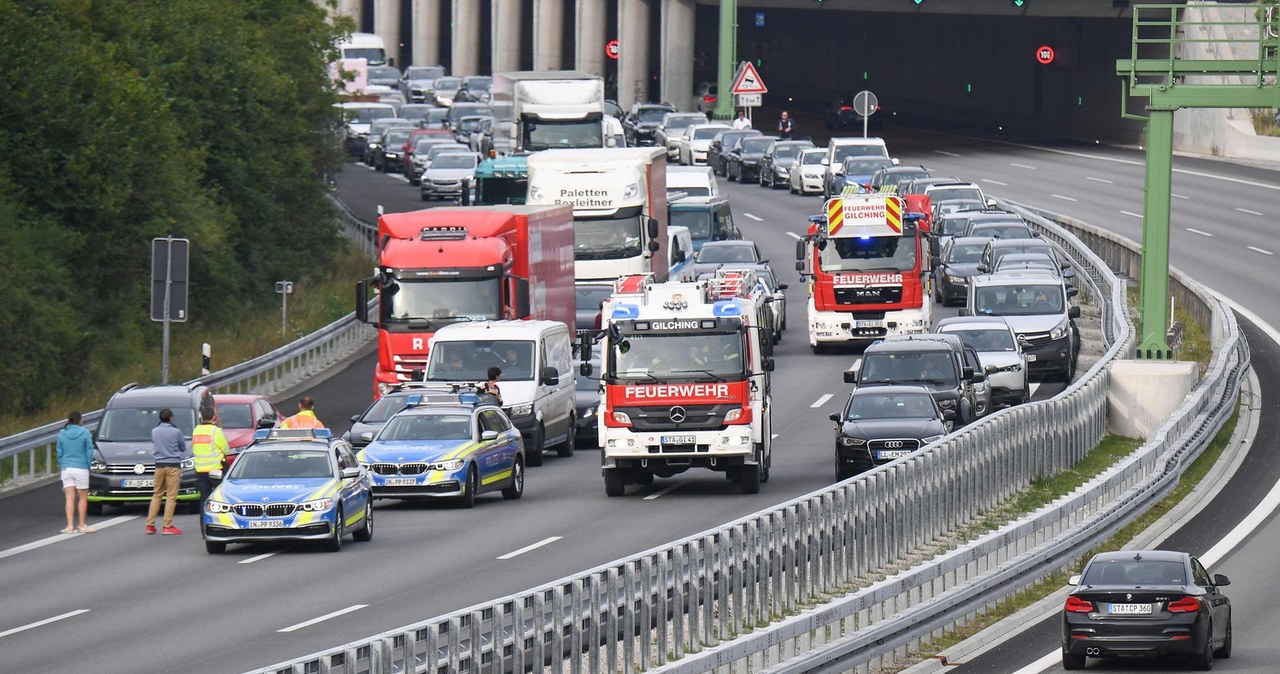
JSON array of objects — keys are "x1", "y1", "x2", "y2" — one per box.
[
  {"x1": 1235, "y1": 207, "x2": 1264, "y2": 216},
  {"x1": 1010, "y1": 162, "x2": 1037, "y2": 170},
  {"x1": 1010, "y1": 652, "x2": 1060, "y2": 674},
  {"x1": 1004, "y1": 141, "x2": 1280, "y2": 192},
  {"x1": 785, "y1": 232, "x2": 802, "y2": 240},
  {"x1": 771, "y1": 434, "x2": 779, "y2": 439},
  {"x1": 1119, "y1": 210, "x2": 1144, "y2": 218},
  {"x1": 1051, "y1": 194, "x2": 1078, "y2": 202},
  {"x1": 743, "y1": 213, "x2": 764, "y2": 222},
  {"x1": 1085, "y1": 176, "x2": 1114, "y2": 184},
  {"x1": 981, "y1": 179, "x2": 1008, "y2": 186},
  {"x1": 1186, "y1": 228, "x2": 1214, "y2": 237},
  {"x1": 0, "y1": 609, "x2": 91, "y2": 640},
  {"x1": 497, "y1": 536, "x2": 562, "y2": 560},
  {"x1": 0, "y1": 515, "x2": 138, "y2": 561},
  {"x1": 1172, "y1": 193, "x2": 1190, "y2": 200},
  {"x1": 643, "y1": 484, "x2": 683, "y2": 501},
  {"x1": 239, "y1": 551, "x2": 279, "y2": 565},
  {"x1": 935, "y1": 150, "x2": 961, "y2": 157},
  {"x1": 278, "y1": 604, "x2": 368, "y2": 633},
  {"x1": 1028, "y1": 382, "x2": 1041, "y2": 398},
  {"x1": 1248, "y1": 246, "x2": 1274, "y2": 256},
  {"x1": 811, "y1": 393, "x2": 834, "y2": 408}
]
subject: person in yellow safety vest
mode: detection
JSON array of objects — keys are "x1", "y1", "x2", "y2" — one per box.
[
  {"x1": 280, "y1": 396, "x2": 325, "y2": 430},
  {"x1": 191, "y1": 408, "x2": 229, "y2": 512}
]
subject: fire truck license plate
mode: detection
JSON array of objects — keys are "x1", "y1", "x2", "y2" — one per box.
[
  {"x1": 661, "y1": 435, "x2": 697, "y2": 445},
  {"x1": 855, "y1": 320, "x2": 883, "y2": 328}
]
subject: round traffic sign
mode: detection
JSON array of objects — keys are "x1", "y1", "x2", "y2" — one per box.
[
  {"x1": 852, "y1": 90, "x2": 879, "y2": 117},
  {"x1": 606, "y1": 39, "x2": 619, "y2": 60},
  {"x1": 1036, "y1": 45, "x2": 1055, "y2": 65}
]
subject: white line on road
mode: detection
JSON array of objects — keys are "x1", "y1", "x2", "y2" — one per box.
[
  {"x1": 239, "y1": 551, "x2": 280, "y2": 565},
  {"x1": 1051, "y1": 194, "x2": 1078, "y2": 202},
  {"x1": 1185, "y1": 228, "x2": 1214, "y2": 237},
  {"x1": 278, "y1": 605, "x2": 368, "y2": 633},
  {"x1": 1085, "y1": 176, "x2": 1113, "y2": 184},
  {"x1": 1004, "y1": 141, "x2": 1280, "y2": 192},
  {"x1": 743, "y1": 213, "x2": 764, "y2": 222},
  {"x1": 785, "y1": 232, "x2": 802, "y2": 240},
  {"x1": 0, "y1": 609, "x2": 91, "y2": 640},
  {"x1": 1171, "y1": 192, "x2": 1190, "y2": 200},
  {"x1": 771, "y1": 434, "x2": 779, "y2": 439},
  {"x1": 1010, "y1": 162, "x2": 1037, "y2": 170},
  {"x1": 934, "y1": 150, "x2": 961, "y2": 157},
  {"x1": 497, "y1": 536, "x2": 562, "y2": 560},
  {"x1": 1235, "y1": 207, "x2": 1264, "y2": 216},
  {"x1": 1119, "y1": 210, "x2": 1143, "y2": 218},
  {"x1": 643, "y1": 484, "x2": 683, "y2": 501},
  {"x1": 0, "y1": 515, "x2": 138, "y2": 561},
  {"x1": 811, "y1": 393, "x2": 833, "y2": 408},
  {"x1": 981, "y1": 179, "x2": 1008, "y2": 186},
  {"x1": 1248, "y1": 246, "x2": 1274, "y2": 256}
]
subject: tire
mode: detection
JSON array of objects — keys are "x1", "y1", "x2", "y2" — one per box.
[
  {"x1": 1193, "y1": 625, "x2": 1214, "y2": 670},
  {"x1": 458, "y1": 466, "x2": 478, "y2": 509},
  {"x1": 1061, "y1": 651, "x2": 1085, "y2": 670},
  {"x1": 557, "y1": 418, "x2": 576, "y2": 458},
  {"x1": 352, "y1": 500, "x2": 373, "y2": 542},
  {"x1": 1215, "y1": 619, "x2": 1232, "y2": 658},
  {"x1": 604, "y1": 469, "x2": 626, "y2": 497},
  {"x1": 761, "y1": 448, "x2": 771, "y2": 483},
  {"x1": 323, "y1": 508, "x2": 344, "y2": 552},
  {"x1": 526, "y1": 425, "x2": 545, "y2": 466},
  {"x1": 502, "y1": 458, "x2": 524, "y2": 499},
  {"x1": 87, "y1": 501, "x2": 103, "y2": 516},
  {"x1": 739, "y1": 450, "x2": 763, "y2": 494},
  {"x1": 205, "y1": 540, "x2": 226, "y2": 554},
  {"x1": 420, "y1": 191, "x2": 428, "y2": 201}
]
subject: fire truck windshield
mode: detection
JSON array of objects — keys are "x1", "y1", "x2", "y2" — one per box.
[
  {"x1": 382, "y1": 277, "x2": 501, "y2": 325},
  {"x1": 820, "y1": 235, "x2": 918, "y2": 272},
  {"x1": 609, "y1": 332, "x2": 745, "y2": 380},
  {"x1": 575, "y1": 210, "x2": 643, "y2": 259}
]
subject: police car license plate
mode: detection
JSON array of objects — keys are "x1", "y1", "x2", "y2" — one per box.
[
  {"x1": 876, "y1": 450, "x2": 911, "y2": 460},
  {"x1": 122, "y1": 479, "x2": 153, "y2": 489},
  {"x1": 661, "y1": 435, "x2": 696, "y2": 445},
  {"x1": 249, "y1": 520, "x2": 284, "y2": 529},
  {"x1": 1109, "y1": 603, "x2": 1152, "y2": 615},
  {"x1": 384, "y1": 478, "x2": 417, "y2": 486},
  {"x1": 855, "y1": 320, "x2": 883, "y2": 328}
]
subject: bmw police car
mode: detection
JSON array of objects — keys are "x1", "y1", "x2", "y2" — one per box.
[
  {"x1": 356, "y1": 390, "x2": 525, "y2": 507},
  {"x1": 202, "y1": 429, "x2": 373, "y2": 553}
]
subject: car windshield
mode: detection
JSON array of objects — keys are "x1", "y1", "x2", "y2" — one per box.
[
  {"x1": 740, "y1": 138, "x2": 774, "y2": 153},
  {"x1": 944, "y1": 328, "x2": 1017, "y2": 352},
  {"x1": 974, "y1": 285, "x2": 1065, "y2": 316},
  {"x1": 465, "y1": 78, "x2": 492, "y2": 90},
  {"x1": 1080, "y1": 559, "x2": 1188, "y2": 586},
  {"x1": 991, "y1": 245, "x2": 1054, "y2": 266},
  {"x1": 378, "y1": 413, "x2": 472, "y2": 441},
  {"x1": 426, "y1": 109, "x2": 448, "y2": 124},
  {"x1": 427, "y1": 340, "x2": 535, "y2": 382},
  {"x1": 637, "y1": 108, "x2": 670, "y2": 122},
  {"x1": 525, "y1": 118, "x2": 603, "y2": 150},
  {"x1": 833, "y1": 144, "x2": 889, "y2": 162},
  {"x1": 972, "y1": 224, "x2": 1033, "y2": 239},
  {"x1": 843, "y1": 158, "x2": 894, "y2": 174},
  {"x1": 665, "y1": 115, "x2": 704, "y2": 131},
  {"x1": 773, "y1": 144, "x2": 809, "y2": 160},
  {"x1": 434, "y1": 77, "x2": 462, "y2": 91},
  {"x1": 98, "y1": 407, "x2": 198, "y2": 441},
  {"x1": 384, "y1": 129, "x2": 412, "y2": 145},
  {"x1": 670, "y1": 209, "x2": 714, "y2": 240},
  {"x1": 928, "y1": 187, "x2": 983, "y2": 203},
  {"x1": 415, "y1": 138, "x2": 453, "y2": 152},
  {"x1": 669, "y1": 187, "x2": 710, "y2": 197},
  {"x1": 820, "y1": 235, "x2": 917, "y2": 272},
  {"x1": 576, "y1": 284, "x2": 613, "y2": 311},
  {"x1": 406, "y1": 67, "x2": 444, "y2": 80},
  {"x1": 937, "y1": 217, "x2": 972, "y2": 237},
  {"x1": 434, "y1": 154, "x2": 477, "y2": 169},
  {"x1": 609, "y1": 332, "x2": 746, "y2": 380},
  {"x1": 381, "y1": 276, "x2": 501, "y2": 325},
  {"x1": 350, "y1": 107, "x2": 395, "y2": 123},
  {"x1": 693, "y1": 127, "x2": 725, "y2": 140},
  {"x1": 229, "y1": 450, "x2": 333, "y2": 479},
  {"x1": 574, "y1": 210, "x2": 643, "y2": 259},
  {"x1": 946, "y1": 243, "x2": 986, "y2": 263},
  {"x1": 427, "y1": 144, "x2": 467, "y2": 157},
  {"x1": 399, "y1": 105, "x2": 434, "y2": 121},
  {"x1": 697, "y1": 244, "x2": 757, "y2": 263},
  {"x1": 359, "y1": 396, "x2": 414, "y2": 423},
  {"x1": 801, "y1": 152, "x2": 825, "y2": 165},
  {"x1": 846, "y1": 392, "x2": 936, "y2": 420},
  {"x1": 997, "y1": 257, "x2": 1056, "y2": 272},
  {"x1": 860, "y1": 353, "x2": 956, "y2": 385},
  {"x1": 369, "y1": 66, "x2": 400, "y2": 80},
  {"x1": 216, "y1": 404, "x2": 254, "y2": 429}
]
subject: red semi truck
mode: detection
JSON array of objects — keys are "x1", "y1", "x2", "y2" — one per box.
[{"x1": 356, "y1": 205, "x2": 576, "y2": 395}]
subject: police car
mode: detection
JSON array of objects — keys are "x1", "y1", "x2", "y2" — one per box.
[
  {"x1": 202, "y1": 428, "x2": 373, "y2": 554},
  {"x1": 356, "y1": 388, "x2": 525, "y2": 507}
]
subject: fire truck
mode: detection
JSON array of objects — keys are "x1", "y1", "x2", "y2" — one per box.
[
  {"x1": 595, "y1": 270, "x2": 774, "y2": 496},
  {"x1": 796, "y1": 193, "x2": 930, "y2": 352},
  {"x1": 356, "y1": 205, "x2": 576, "y2": 395}
]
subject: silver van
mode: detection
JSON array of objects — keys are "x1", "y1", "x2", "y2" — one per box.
[{"x1": 963, "y1": 271, "x2": 1081, "y2": 381}]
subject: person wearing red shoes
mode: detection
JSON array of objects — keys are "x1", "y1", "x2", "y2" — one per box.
[{"x1": 145, "y1": 408, "x2": 186, "y2": 535}]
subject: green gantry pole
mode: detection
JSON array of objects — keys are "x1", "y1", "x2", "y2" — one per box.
[
  {"x1": 1137, "y1": 109, "x2": 1175, "y2": 359},
  {"x1": 714, "y1": 0, "x2": 737, "y2": 121}
]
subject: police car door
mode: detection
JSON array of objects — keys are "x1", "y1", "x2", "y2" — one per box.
[
  {"x1": 335, "y1": 444, "x2": 370, "y2": 520},
  {"x1": 478, "y1": 409, "x2": 516, "y2": 481}
]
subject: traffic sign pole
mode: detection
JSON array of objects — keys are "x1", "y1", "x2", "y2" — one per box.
[
  {"x1": 715, "y1": 0, "x2": 737, "y2": 120},
  {"x1": 161, "y1": 240, "x2": 173, "y2": 384}
]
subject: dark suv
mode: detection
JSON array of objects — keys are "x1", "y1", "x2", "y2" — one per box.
[
  {"x1": 845, "y1": 334, "x2": 986, "y2": 428},
  {"x1": 87, "y1": 382, "x2": 216, "y2": 514},
  {"x1": 624, "y1": 103, "x2": 677, "y2": 146},
  {"x1": 708, "y1": 129, "x2": 761, "y2": 176}
]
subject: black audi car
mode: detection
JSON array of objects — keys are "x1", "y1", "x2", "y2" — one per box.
[
  {"x1": 1062, "y1": 550, "x2": 1232, "y2": 670},
  {"x1": 829, "y1": 385, "x2": 947, "y2": 481}
]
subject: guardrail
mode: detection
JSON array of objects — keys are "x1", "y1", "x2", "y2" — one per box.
[
  {"x1": 0, "y1": 196, "x2": 377, "y2": 495},
  {"x1": 249, "y1": 200, "x2": 1135, "y2": 674}
]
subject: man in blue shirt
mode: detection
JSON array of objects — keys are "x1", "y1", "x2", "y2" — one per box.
[{"x1": 146, "y1": 408, "x2": 187, "y2": 535}]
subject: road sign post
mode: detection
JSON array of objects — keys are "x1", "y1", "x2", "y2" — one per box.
[
  {"x1": 151, "y1": 237, "x2": 190, "y2": 384},
  {"x1": 852, "y1": 90, "x2": 878, "y2": 138},
  {"x1": 275, "y1": 281, "x2": 294, "y2": 336}
]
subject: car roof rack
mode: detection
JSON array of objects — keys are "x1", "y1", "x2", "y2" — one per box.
[{"x1": 117, "y1": 382, "x2": 139, "y2": 394}]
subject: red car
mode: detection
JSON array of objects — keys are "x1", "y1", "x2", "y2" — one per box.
[{"x1": 213, "y1": 394, "x2": 282, "y2": 467}]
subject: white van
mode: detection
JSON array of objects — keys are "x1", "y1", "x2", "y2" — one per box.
[
  {"x1": 426, "y1": 320, "x2": 577, "y2": 465},
  {"x1": 668, "y1": 225, "x2": 696, "y2": 282},
  {"x1": 823, "y1": 137, "x2": 895, "y2": 199},
  {"x1": 338, "y1": 33, "x2": 387, "y2": 66},
  {"x1": 667, "y1": 165, "x2": 721, "y2": 198}
]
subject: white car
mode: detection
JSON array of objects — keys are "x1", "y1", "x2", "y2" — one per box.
[
  {"x1": 934, "y1": 316, "x2": 1030, "y2": 409},
  {"x1": 659, "y1": 112, "x2": 708, "y2": 161},
  {"x1": 667, "y1": 166, "x2": 720, "y2": 198},
  {"x1": 678, "y1": 123, "x2": 730, "y2": 166},
  {"x1": 789, "y1": 148, "x2": 826, "y2": 195}
]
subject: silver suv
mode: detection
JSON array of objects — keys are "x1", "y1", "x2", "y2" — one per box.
[
  {"x1": 935, "y1": 316, "x2": 1030, "y2": 408},
  {"x1": 963, "y1": 271, "x2": 1081, "y2": 381}
]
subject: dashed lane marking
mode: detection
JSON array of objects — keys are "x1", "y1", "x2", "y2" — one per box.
[{"x1": 497, "y1": 536, "x2": 562, "y2": 560}]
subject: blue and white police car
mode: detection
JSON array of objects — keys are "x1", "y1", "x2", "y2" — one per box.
[
  {"x1": 202, "y1": 428, "x2": 373, "y2": 553},
  {"x1": 356, "y1": 390, "x2": 525, "y2": 507}
]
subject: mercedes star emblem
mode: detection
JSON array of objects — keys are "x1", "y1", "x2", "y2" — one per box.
[{"x1": 668, "y1": 406, "x2": 687, "y2": 423}]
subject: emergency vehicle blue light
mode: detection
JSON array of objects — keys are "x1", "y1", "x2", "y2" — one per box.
[
  {"x1": 611, "y1": 303, "x2": 640, "y2": 319},
  {"x1": 860, "y1": 235, "x2": 871, "y2": 241},
  {"x1": 312, "y1": 428, "x2": 332, "y2": 439},
  {"x1": 253, "y1": 428, "x2": 271, "y2": 441},
  {"x1": 459, "y1": 393, "x2": 479, "y2": 405},
  {"x1": 406, "y1": 395, "x2": 423, "y2": 405},
  {"x1": 712, "y1": 300, "x2": 742, "y2": 316}
]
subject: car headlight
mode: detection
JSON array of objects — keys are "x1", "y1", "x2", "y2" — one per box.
[
  {"x1": 611, "y1": 411, "x2": 632, "y2": 425},
  {"x1": 1050, "y1": 320, "x2": 1070, "y2": 341},
  {"x1": 580, "y1": 405, "x2": 597, "y2": 418},
  {"x1": 91, "y1": 459, "x2": 107, "y2": 471},
  {"x1": 922, "y1": 434, "x2": 946, "y2": 445},
  {"x1": 725, "y1": 408, "x2": 746, "y2": 422},
  {"x1": 180, "y1": 457, "x2": 194, "y2": 470},
  {"x1": 205, "y1": 500, "x2": 233, "y2": 514},
  {"x1": 840, "y1": 436, "x2": 866, "y2": 447},
  {"x1": 299, "y1": 498, "x2": 334, "y2": 512},
  {"x1": 506, "y1": 402, "x2": 533, "y2": 417},
  {"x1": 385, "y1": 152, "x2": 399, "y2": 159},
  {"x1": 431, "y1": 459, "x2": 465, "y2": 472}
]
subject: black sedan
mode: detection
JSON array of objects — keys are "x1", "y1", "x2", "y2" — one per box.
[
  {"x1": 824, "y1": 96, "x2": 883, "y2": 131},
  {"x1": 574, "y1": 358, "x2": 602, "y2": 443},
  {"x1": 830, "y1": 385, "x2": 947, "y2": 480},
  {"x1": 690, "y1": 240, "x2": 764, "y2": 279},
  {"x1": 1062, "y1": 550, "x2": 1231, "y2": 670},
  {"x1": 624, "y1": 103, "x2": 676, "y2": 146},
  {"x1": 933, "y1": 236, "x2": 988, "y2": 307},
  {"x1": 726, "y1": 136, "x2": 778, "y2": 183}
]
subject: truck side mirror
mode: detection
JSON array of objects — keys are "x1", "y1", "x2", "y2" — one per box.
[
  {"x1": 1067, "y1": 287, "x2": 1079, "y2": 299},
  {"x1": 843, "y1": 370, "x2": 858, "y2": 384},
  {"x1": 355, "y1": 278, "x2": 371, "y2": 323},
  {"x1": 777, "y1": 283, "x2": 789, "y2": 291},
  {"x1": 971, "y1": 371, "x2": 986, "y2": 383},
  {"x1": 511, "y1": 277, "x2": 531, "y2": 318},
  {"x1": 963, "y1": 366, "x2": 974, "y2": 380},
  {"x1": 579, "y1": 361, "x2": 593, "y2": 377},
  {"x1": 795, "y1": 260, "x2": 805, "y2": 273},
  {"x1": 540, "y1": 366, "x2": 560, "y2": 385},
  {"x1": 647, "y1": 218, "x2": 660, "y2": 238},
  {"x1": 1069, "y1": 305, "x2": 1081, "y2": 319},
  {"x1": 795, "y1": 239, "x2": 805, "y2": 260},
  {"x1": 648, "y1": 240, "x2": 660, "y2": 253},
  {"x1": 762, "y1": 357, "x2": 775, "y2": 372}
]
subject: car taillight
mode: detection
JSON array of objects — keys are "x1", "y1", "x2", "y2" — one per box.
[
  {"x1": 704, "y1": 95, "x2": 716, "y2": 104},
  {"x1": 1167, "y1": 596, "x2": 1200, "y2": 613},
  {"x1": 840, "y1": 105, "x2": 852, "y2": 111},
  {"x1": 1064, "y1": 597, "x2": 1093, "y2": 613}
]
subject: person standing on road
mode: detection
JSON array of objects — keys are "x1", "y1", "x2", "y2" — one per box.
[
  {"x1": 280, "y1": 396, "x2": 325, "y2": 429},
  {"x1": 146, "y1": 408, "x2": 186, "y2": 535},
  {"x1": 57, "y1": 411, "x2": 95, "y2": 535},
  {"x1": 191, "y1": 408, "x2": 228, "y2": 513},
  {"x1": 777, "y1": 111, "x2": 795, "y2": 140},
  {"x1": 732, "y1": 110, "x2": 752, "y2": 130},
  {"x1": 480, "y1": 366, "x2": 504, "y2": 405}
]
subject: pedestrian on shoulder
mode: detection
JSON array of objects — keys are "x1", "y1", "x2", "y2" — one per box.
[
  {"x1": 731, "y1": 110, "x2": 752, "y2": 130},
  {"x1": 146, "y1": 408, "x2": 186, "y2": 535},
  {"x1": 191, "y1": 408, "x2": 229, "y2": 513},
  {"x1": 777, "y1": 111, "x2": 795, "y2": 140},
  {"x1": 56, "y1": 411, "x2": 95, "y2": 535},
  {"x1": 281, "y1": 396, "x2": 325, "y2": 429}
]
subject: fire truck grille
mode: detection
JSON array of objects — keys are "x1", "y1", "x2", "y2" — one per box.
[
  {"x1": 617, "y1": 404, "x2": 740, "y2": 431},
  {"x1": 834, "y1": 286, "x2": 902, "y2": 305}
]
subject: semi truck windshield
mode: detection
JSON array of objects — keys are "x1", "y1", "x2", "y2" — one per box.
[
  {"x1": 382, "y1": 277, "x2": 501, "y2": 324},
  {"x1": 574, "y1": 214, "x2": 643, "y2": 259},
  {"x1": 524, "y1": 119, "x2": 604, "y2": 150}
]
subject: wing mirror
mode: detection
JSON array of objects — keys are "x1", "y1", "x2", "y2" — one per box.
[
  {"x1": 259, "y1": 417, "x2": 278, "y2": 429},
  {"x1": 843, "y1": 370, "x2": 858, "y2": 384},
  {"x1": 1214, "y1": 573, "x2": 1231, "y2": 586},
  {"x1": 976, "y1": 263, "x2": 990, "y2": 273},
  {"x1": 580, "y1": 361, "x2": 594, "y2": 377},
  {"x1": 828, "y1": 413, "x2": 841, "y2": 423},
  {"x1": 541, "y1": 366, "x2": 560, "y2": 385},
  {"x1": 1067, "y1": 287, "x2": 1080, "y2": 299},
  {"x1": 777, "y1": 283, "x2": 789, "y2": 291},
  {"x1": 1067, "y1": 575, "x2": 1080, "y2": 586},
  {"x1": 762, "y1": 357, "x2": 775, "y2": 372},
  {"x1": 1069, "y1": 306, "x2": 1081, "y2": 319},
  {"x1": 480, "y1": 430, "x2": 499, "y2": 441},
  {"x1": 341, "y1": 467, "x2": 361, "y2": 479}
]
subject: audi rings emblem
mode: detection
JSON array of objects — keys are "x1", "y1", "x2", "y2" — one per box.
[
  {"x1": 668, "y1": 406, "x2": 687, "y2": 423},
  {"x1": 884, "y1": 440, "x2": 905, "y2": 449}
]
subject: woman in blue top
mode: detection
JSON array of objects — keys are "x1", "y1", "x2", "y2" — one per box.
[{"x1": 57, "y1": 411, "x2": 95, "y2": 534}]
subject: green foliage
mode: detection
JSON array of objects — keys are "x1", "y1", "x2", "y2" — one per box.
[{"x1": 0, "y1": 0, "x2": 347, "y2": 417}]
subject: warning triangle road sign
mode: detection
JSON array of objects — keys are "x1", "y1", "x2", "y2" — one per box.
[{"x1": 731, "y1": 62, "x2": 768, "y2": 95}]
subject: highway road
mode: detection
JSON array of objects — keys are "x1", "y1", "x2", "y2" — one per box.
[{"x1": 0, "y1": 130, "x2": 1245, "y2": 674}]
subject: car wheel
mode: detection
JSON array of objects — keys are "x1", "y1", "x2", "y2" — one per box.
[
  {"x1": 1193, "y1": 624, "x2": 1214, "y2": 670},
  {"x1": 604, "y1": 468, "x2": 626, "y2": 497},
  {"x1": 1061, "y1": 650, "x2": 1085, "y2": 670},
  {"x1": 420, "y1": 191, "x2": 429, "y2": 201},
  {"x1": 323, "y1": 507, "x2": 344, "y2": 552},
  {"x1": 761, "y1": 448, "x2": 771, "y2": 483},
  {"x1": 457, "y1": 465, "x2": 478, "y2": 509},
  {"x1": 1215, "y1": 618, "x2": 1232, "y2": 658},
  {"x1": 205, "y1": 540, "x2": 226, "y2": 554},
  {"x1": 739, "y1": 449, "x2": 763, "y2": 494},
  {"x1": 501, "y1": 457, "x2": 525, "y2": 500},
  {"x1": 557, "y1": 418, "x2": 576, "y2": 458},
  {"x1": 87, "y1": 501, "x2": 103, "y2": 516},
  {"x1": 526, "y1": 425, "x2": 545, "y2": 466},
  {"x1": 352, "y1": 499, "x2": 373, "y2": 542}
]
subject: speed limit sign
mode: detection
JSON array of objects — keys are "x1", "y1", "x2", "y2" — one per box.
[{"x1": 606, "y1": 40, "x2": 619, "y2": 60}]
